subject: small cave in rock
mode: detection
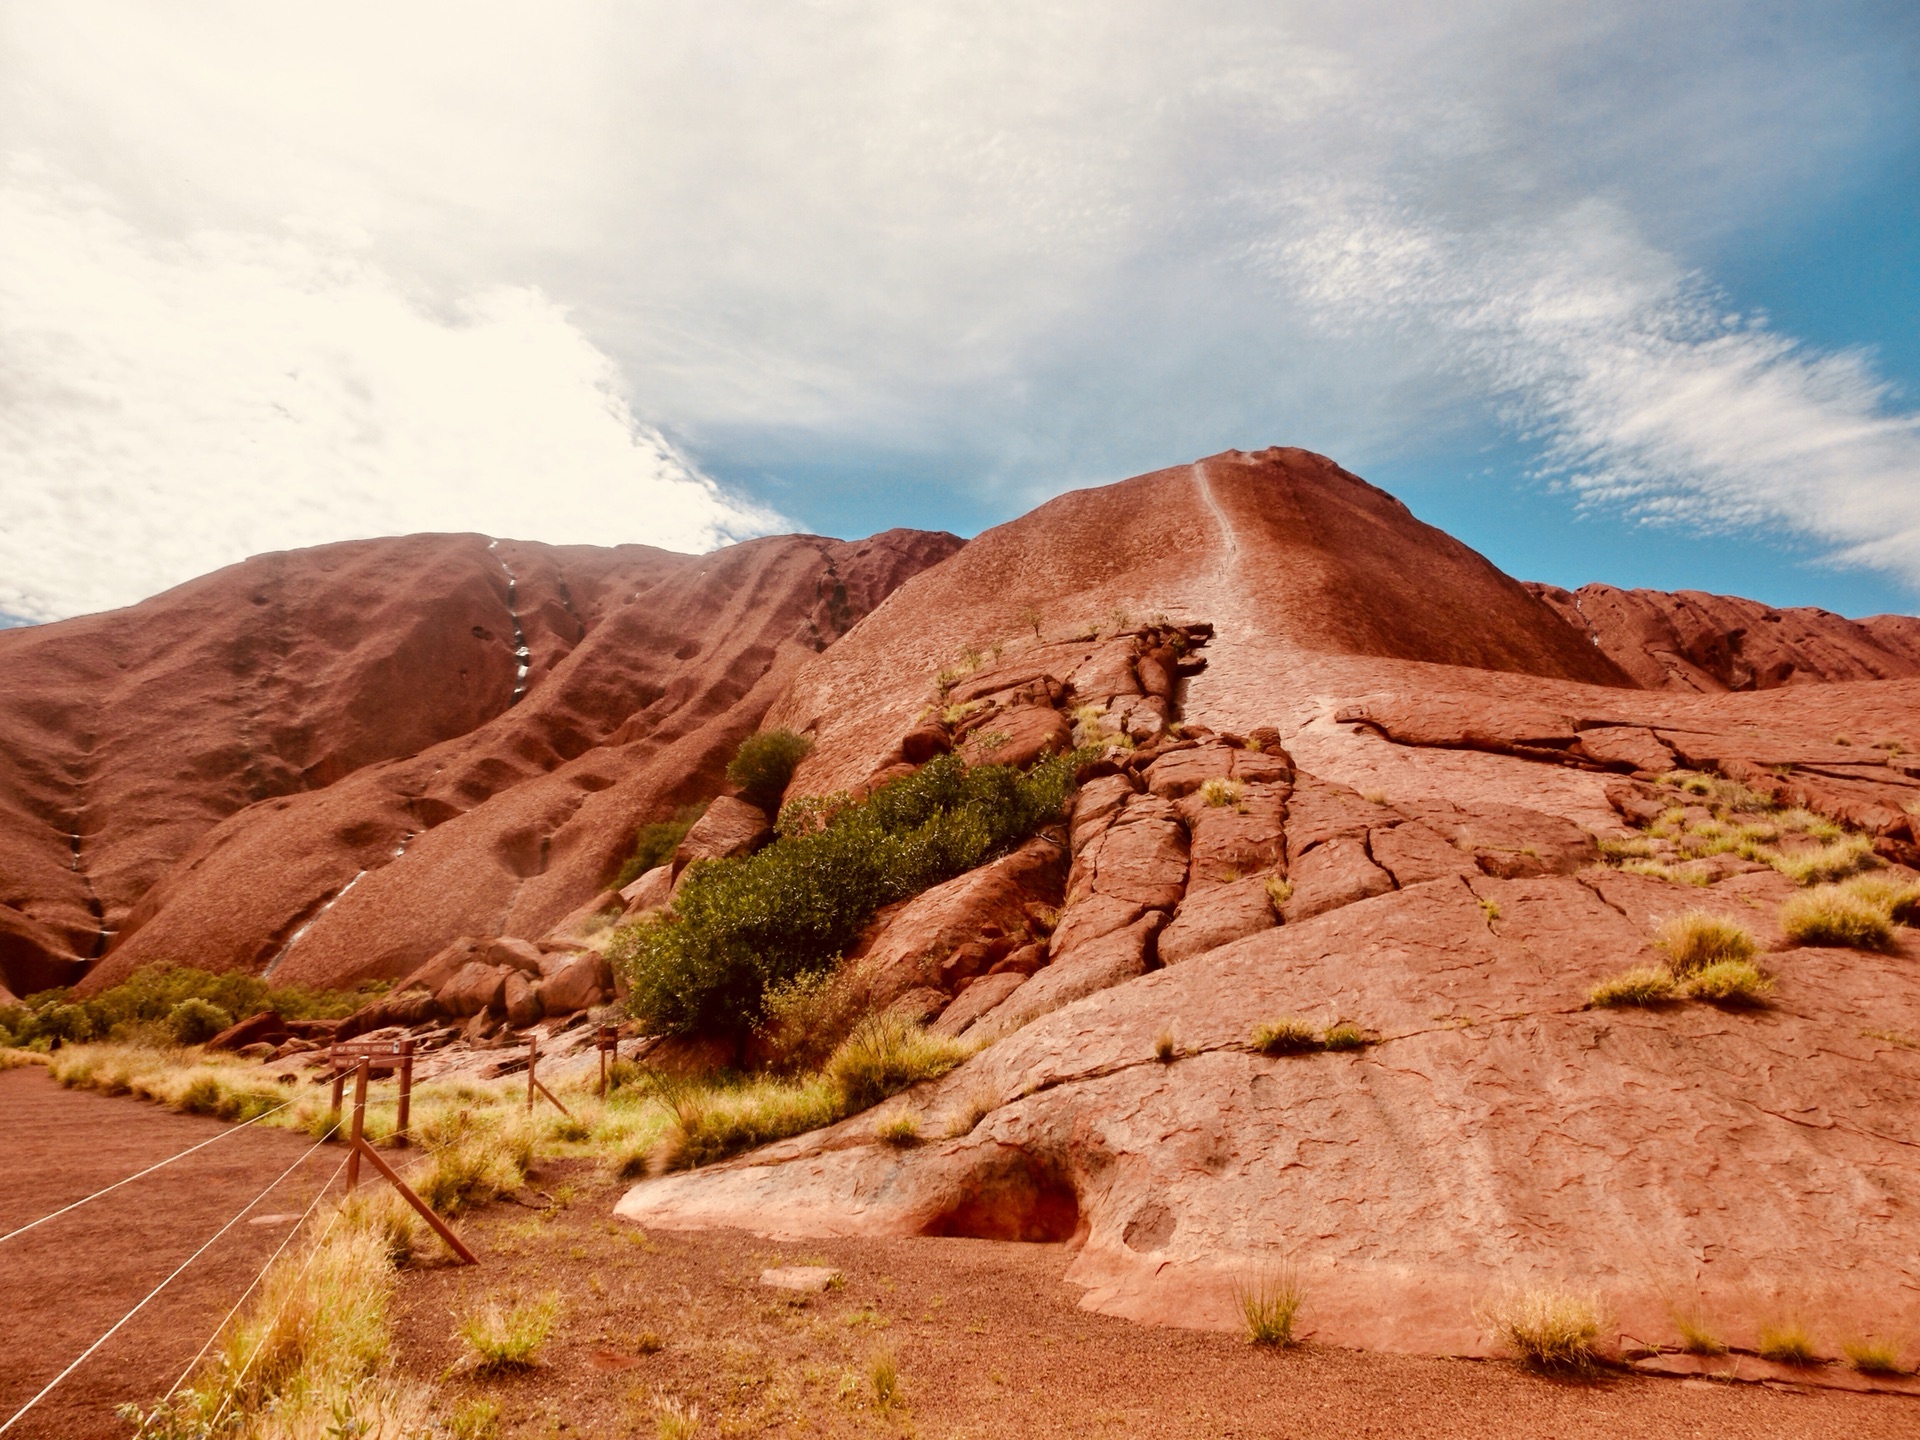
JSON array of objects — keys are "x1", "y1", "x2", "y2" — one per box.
[{"x1": 920, "y1": 1149, "x2": 1080, "y2": 1243}]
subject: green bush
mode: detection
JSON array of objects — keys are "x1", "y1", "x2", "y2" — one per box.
[
  {"x1": 726, "y1": 729, "x2": 815, "y2": 812},
  {"x1": 613, "y1": 803, "x2": 708, "y2": 890},
  {"x1": 610, "y1": 752, "x2": 1079, "y2": 1037},
  {"x1": 168, "y1": 997, "x2": 234, "y2": 1046},
  {"x1": 1, "y1": 965, "x2": 383, "y2": 1049}
]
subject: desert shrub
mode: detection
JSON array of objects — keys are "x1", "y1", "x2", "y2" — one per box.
[
  {"x1": 9, "y1": 964, "x2": 379, "y2": 1050},
  {"x1": 727, "y1": 729, "x2": 815, "y2": 811},
  {"x1": 38, "y1": 1002, "x2": 95, "y2": 1044},
  {"x1": 827, "y1": 1012, "x2": 972, "y2": 1112},
  {"x1": 457, "y1": 1296, "x2": 558, "y2": 1373},
  {"x1": 1655, "y1": 912, "x2": 1755, "y2": 975},
  {"x1": 1237, "y1": 1263, "x2": 1304, "y2": 1346},
  {"x1": 1842, "y1": 1336, "x2": 1909, "y2": 1375},
  {"x1": 1485, "y1": 1286, "x2": 1604, "y2": 1373},
  {"x1": 167, "y1": 997, "x2": 233, "y2": 1045},
  {"x1": 1757, "y1": 1320, "x2": 1818, "y2": 1365},
  {"x1": 1781, "y1": 887, "x2": 1896, "y2": 951},
  {"x1": 1778, "y1": 836, "x2": 1878, "y2": 886},
  {"x1": 872, "y1": 1108, "x2": 921, "y2": 1146},
  {"x1": 755, "y1": 968, "x2": 869, "y2": 1074},
  {"x1": 1251, "y1": 1018, "x2": 1320, "y2": 1055},
  {"x1": 1841, "y1": 872, "x2": 1920, "y2": 926},
  {"x1": 1681, "y1": 960, "x2": 1774, "y2": 1006},
  {"x1": 1589, "y1": 967, "x2": 1677, "y2": 1007},
  {"x1": 614, "y1": 803, "x2": 708, "y2": 890},
  {"x1": 610, "y1": 752, "x2": 1079, "y2": 1036}
]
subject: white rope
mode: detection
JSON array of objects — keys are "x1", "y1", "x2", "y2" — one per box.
[
  {"x1": 0, "y1": 1129, "x2": 334, "y2": 1435},
  {"x1": 0, "y1": 1099, "x2": 297, "y2": 1246},
  {"x1": 148, "y1": 1139, "x2": 349, "y2": 1425}
]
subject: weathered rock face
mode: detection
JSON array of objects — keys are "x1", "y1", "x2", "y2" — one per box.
[
  {"x1": 610, "y1": 445, "x2": 1920, "y2": 1365},
  {"x1": 1528, "y1": 581, "x2": 1920, "y2": 692},
  {"x1": 26, "y1": 527, "x2": 956, "y2": 999}
]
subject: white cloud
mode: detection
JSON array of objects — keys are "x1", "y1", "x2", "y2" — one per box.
[
  {"x1": 3, "y1": 0, "x2": 1917, "y2": 612},
  {"x1": 0, "y1": 158, "x2": 782, "y2": 622}
]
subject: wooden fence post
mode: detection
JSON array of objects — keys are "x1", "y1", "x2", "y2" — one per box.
[
  {"x1": 597, "y1": 1025, "x2": 617, "y2": 1097},
  {"x1": 345, "y1": 1057, "x2": 369, "y2": 1189},
  {"x1": 526, "y1": 1036, "x2": 537, "y2": 1112},
  {"x1": 394, "y1": 1039, "x2": 415, "y2": 1147},
  {"x1": 328, "y1": 1045, "x2": 345, "y2": 1112}
]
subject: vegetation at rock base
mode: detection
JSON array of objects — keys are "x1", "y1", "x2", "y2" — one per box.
[
  {"x1": 0, "y1": 963, "x2": 383, "y2": 1051},
  {"x1": 1484, "y1": 1286, "x2": 1604, "y2": 1373},
  {"x1": 1757, "y1": 1320, "x2": 1819, "y2": 1365},
  {"x1": 1842, "y1": 1336, "x2": 1910, "y2": 1376},
  {"x1": 726, "y1": 727, "x2": 815, "y2": 811},
  {"x1": 1251, "y1": 1017, "x2": 1320, "y2": 1055},
  {"x1": 608, "y1": 751, "x2": 1081, "y2": 1037},
  {"x1": 614, "y1": 802, "x2": 709, "y2": 890},
  {"x1": 1670, "y1": 1308, "x2": 1726, "y2": 1356},
  {"x1": 1237, "y1": 1263, "x2": 1305, "y2": 1346}
]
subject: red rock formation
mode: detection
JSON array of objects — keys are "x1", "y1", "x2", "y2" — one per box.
[
  {"x1": 0, "y1": 527, "x2": 956, "y2": 999},
  {"x1": 1528, "y1": 581, "x2": 1920, "y2": 691}
]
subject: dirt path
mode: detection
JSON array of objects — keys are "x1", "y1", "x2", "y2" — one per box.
[
  {"x1": 0, "y1": 1067, "x2": 342, "y2": 1439},
  {"x1": 394, "y1": 1161, "x2": 1920, "y2": 1440}
]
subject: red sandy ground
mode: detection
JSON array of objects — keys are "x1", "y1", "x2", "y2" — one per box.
[
  {"x1": 5, "y1": 1071, "x2": 1916, "y2": 1439},
  {"x1": 0, "y1": 1067, "x2": 340, "y2": 1440},
  {"x1": 401, "y1": 1160, "x2": 1920, "y2": 1440}
]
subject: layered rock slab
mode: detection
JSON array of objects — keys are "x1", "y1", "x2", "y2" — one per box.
[{"x1": 618, "y1": 876, "x2": 1920, "y2": 1354}]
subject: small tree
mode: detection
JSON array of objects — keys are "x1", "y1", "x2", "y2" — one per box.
[
  {"x1": 727, "y1": 730, "x2": 814, "y2": 812},
  {"x1": 169, "y1": 997, "x2": 233, "y2": 1046}
]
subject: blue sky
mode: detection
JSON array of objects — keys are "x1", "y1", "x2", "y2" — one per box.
[{"x1": 3, "y1": 2, "x2": 1917, "y2": 623}]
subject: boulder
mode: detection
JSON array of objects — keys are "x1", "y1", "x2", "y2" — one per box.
[
  {"x1": 1284, "y1": 778, "x2": 1389, "y2": 863},
  {"x1": 931, "y1": 972, "x2": 1026, "y2": 1037},
  {"x1": 484, "y1": 936, "x2": 545, "y2": 975},
  {"x1": 987, "y1": 941, "x2": 1049, "y2": 977},
  {"x1": 1142, "y1": 745, "x2": 1234, "y2": 800},
  {"x1": 503, "y1": 971, "x2": 543, "y2": 1028},
  {"x1": 1366, "y1": 822, "x2": 1478, "y2": 888},
  {"x1": 1070, "y1": 774, "x2": 1139, "y2": 850},
  {"x1": 1136, "y1": 647, "x2": 1179, "y2": 700},
  {"x1": 847, "y1": 834, "x2": 1067, "y2": 1007},
  {"x1": 1574, "y1": 725, "x2": 1676, "y2": 774},
  {"x1": 900, "y1": 725, "x2": 951, "y2": 763},
  {"x1": 1048, "y1": 895, "x2": 1147, "y2": 960},
  {"x1": 960, "y1": 705, "x2": 1073, "y2": 770},
  {"x1": 393, "y1": 936, "x2": 486, "y2": 996},
  {"x1": 966, "y1": 912, "x2": 1162, "y2": 1043},
  {"x1": 545, "y1": 892, "x2": 623, "y2": 945},
  {"x1": 437, "y1": 961, "x2": 509, "y2": 1018},
  {"x1": 1158, "y1": 875, "x2": 1279, "y2": 964},
  {"x1": 1066, "y1": 796, "x2": 1188, "y2": 911},
  {"x1": 541, "y1": 951, "x2": 612, "y2": 1015},
  {"x1": 673, "y1": 797, "x2": 773, "y2": 869},
  {"x1": 1231, "y1": 747, "x2": 1294, "y2": 784},
  {"x1": 1283, "y1": 838, "x2": 1393, "y2": 922},
  {"x1": 208, "y1": 1010, "x2": 289, "y2": 1052},
  {"x1": 889, "y1": 986, "x2": 949, "y2": 1024},
  {"x1": 619, "y1": 864, "x2": 676, "y2": 920},
  {"x1": 1185, "y1": 787, "x2": 1287, "y2": 890}
]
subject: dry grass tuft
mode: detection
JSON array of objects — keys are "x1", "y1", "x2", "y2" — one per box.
[
  {"x1": 827, "y1": 1012, "x2": 973, "y2": 1112},
  {"x1": 1655, "y1": 911, "x2": 1756, "y2": 975},
  {"x1": 1671, "y1": 1308, "x2": 1726, "y2": 1356},
  {"x1": 1320, "y1": 1022, "x2": 1367, "y2": 1052},
  {"x1": 1777, "y1": 836, "x2": 1879, "y2": 886},
  {"x1": 1679, "y1": 959, "x2": 1774, "y2": 1005},
  {"x1": 1199, "y1": 776, "x2": 1246, "y2": 809},
  {"x1": 872, "y1": 1107, "x2": 921, "y2": 1146},
  {"x1": 1264, "y1": 875, "x2": 1293, "y2": 909},
  {"x1": 1842, "y1": 1336, "x2": 1910, "y2": 1376},
  {"x1": 1842, "y1": 872, "x2": 1920, "y2": 926},
  {"x1": 868, "y1": 1348, "x2": 903, "y2": 1409},
  {"x1": 655, "y1": 1397, "x2": 703, "y2": 1439},
  {"x1": 1781, "y1": 886, "x2": 1896, "y2": 951},
  {"x1": 943, "y1": 1089, "x2": 998, "y2": 1138},
  {"x1": 1589, "y1": 967, "x2": 1678, "y2": 1007},
  {"x1": 1484, "y1": 1286, "x2": 1605, "y2": 1373},
  {"x1": 1237, "y1": 1262, "x2": 1305, "y2": 1347},
  {"x1": 1154, "y1": 1031, "x2": 1177, "y2": 1063},
  {"x1": 1251, "y1": 1018, "x2": 1320, "y2": 1056},
  {"x1": 1756, "y1": 1320, "x2": 1819, "y2": 1366},
  {"x1": 455, "y1": 1295, "x2": 560, "y2": 1373}
]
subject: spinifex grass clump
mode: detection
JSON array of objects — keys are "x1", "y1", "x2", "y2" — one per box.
[
  {"x1": 1655, "y1": 912, "x2": 1755, "y2": 975},
  {"x1": 1237, "y1": 1263, "x2": 1305, "y2": 1346},
  {"x1": 1250, "y1": 1018, "x2": 1320, "y2": 1055},
  {"x1": 1485, "y1": 1286, "x2": 1605, "y2": 1373},
  {"x1": 456, "y1": 1295, "x2": 560, "y2": 1373},
  {"x1": 1588, "y1": 967, "x2": 1677, "y2": 1007},
  {"x1": 609, "y1": 752, "x2": 1079, "y2": 1037},
  {"x1": 1781, "y1": 885, "x2": 1897, "y2": 951}
]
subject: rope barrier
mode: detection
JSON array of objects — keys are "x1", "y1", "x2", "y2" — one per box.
[
  {"x1": 148, "y1": 1141, "x2": 350, "y2": 1425},
  {"x1": 0, "y1": 1099, "x2": 297, "y2": 1247},
  {"x1": 0, "y1": 1129, "x2": 336, "y2": 1435}
]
